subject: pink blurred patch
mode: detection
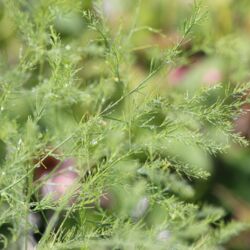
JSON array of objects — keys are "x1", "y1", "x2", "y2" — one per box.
[
  {"x1": 34, "y1": 156, "x2": 78, "y2": 202},
  {"x1": 168, "y1": 66, "x2": 222, "y2": 86},
  {"x1": 168, "y1": 66, "x2": 189, "y2": 85},
  {"x1": 202, "y1": 67, "x2": 222, "y2": 85}
]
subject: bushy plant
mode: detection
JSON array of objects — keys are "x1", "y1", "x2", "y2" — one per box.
[{"x1": 0, "y1": 0, "x2": 249, "y2": 249}]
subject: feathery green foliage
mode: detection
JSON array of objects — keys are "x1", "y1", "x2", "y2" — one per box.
[{"x1": 0, "y1": 0, "x2": 249, "y2": 249}]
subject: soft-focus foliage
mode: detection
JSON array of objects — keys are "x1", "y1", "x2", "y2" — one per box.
[{"x1": 0, "y1": 0, "x2": 250, "y2": 249}]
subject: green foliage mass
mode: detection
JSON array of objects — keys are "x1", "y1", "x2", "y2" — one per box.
[{"x1": 0, "y1": 0, "x2": 249, "y2": 249}]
